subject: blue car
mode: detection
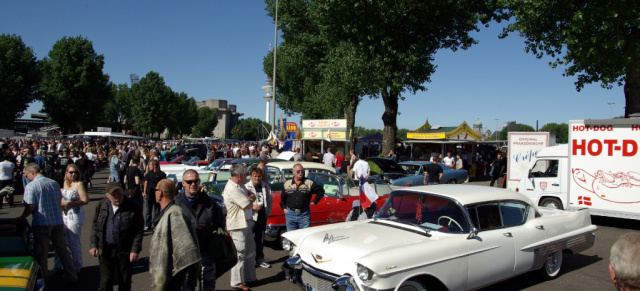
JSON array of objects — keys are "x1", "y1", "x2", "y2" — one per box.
[{"x1": 392, "y1": 161, "x2": 469, "y2": 186}]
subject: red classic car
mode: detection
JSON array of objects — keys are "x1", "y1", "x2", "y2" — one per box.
[{"x1": 264, "y1": 172, "x2": 394, "y2": 243}]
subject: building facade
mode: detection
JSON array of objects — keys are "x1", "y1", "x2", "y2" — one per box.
[{"x1": 195, "y1": 99, "x2": 243, "y2": 139}]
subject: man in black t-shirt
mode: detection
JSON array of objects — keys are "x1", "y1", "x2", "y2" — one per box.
[
  {"x1": 125, "y1": 155, "x2": 144, "y2": 209},
  {"x1": 143, "y1": 159, "x2": 166, "y2": 230},
  {"x1": 423, "y1": 157, "x2": 444, "y2": 185}
]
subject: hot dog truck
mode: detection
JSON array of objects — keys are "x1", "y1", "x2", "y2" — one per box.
[{"x1": 517, "y1": 118, "x2": 640, "y2": 220}]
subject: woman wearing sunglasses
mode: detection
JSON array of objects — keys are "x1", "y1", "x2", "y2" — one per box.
[{"x1": 53, "y1": 164, "x2": 88, "y2": 273}]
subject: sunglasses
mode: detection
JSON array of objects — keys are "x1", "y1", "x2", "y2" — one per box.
[
  {"x1": 67, "y1": 171, "x2": 78, "y2": 174},
  {"x1": 184, "y1": 179, "x2": 200, "y2": 185},
  {"x1": 295, "y1": 170, "x2": 302, "y2": 173}
]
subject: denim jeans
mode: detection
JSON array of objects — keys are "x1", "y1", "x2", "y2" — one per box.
[{"x1": 285, "y1": 208, "x2": 311, "y2": 231}]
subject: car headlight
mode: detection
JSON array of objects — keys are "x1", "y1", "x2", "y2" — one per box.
[
  {"x1": 357, "y1": 264, "x2": 373, "y2": 282},
  {"x1": 282, "y1": 237, "x2": 294, "y2": 252}
]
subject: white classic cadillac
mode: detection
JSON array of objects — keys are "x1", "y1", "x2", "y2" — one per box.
[{"x1": 281, "y1": 185, "x2": 597, "y2": 291}]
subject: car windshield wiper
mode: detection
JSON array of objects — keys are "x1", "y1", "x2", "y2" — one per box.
[{"x1": 373, "y1": 217, "x2": 431, "y2": 236}]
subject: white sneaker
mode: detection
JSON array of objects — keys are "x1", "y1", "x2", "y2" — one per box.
[{"x1": 258, "y1": 261, "x2": 271, "y2": 268}]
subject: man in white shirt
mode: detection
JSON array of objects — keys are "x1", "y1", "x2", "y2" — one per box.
[
  {"x1": 442, "y1": 152, "x2": 455, "y2": 168},
  {"x1": 352, "y1": 154, "x2": 370, "y2": 182},
  {"x1": 322, "y1": 148, "x2": 335, "y2": 167}
]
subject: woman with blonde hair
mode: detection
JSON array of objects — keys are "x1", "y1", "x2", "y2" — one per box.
[{"x1": 54, "y1": 164, "x2": 88, "y2": 273}]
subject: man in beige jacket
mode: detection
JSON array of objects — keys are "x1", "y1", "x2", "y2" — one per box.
[{"x1": 223, "y1": 164, "x2": 260, "y2": 291}]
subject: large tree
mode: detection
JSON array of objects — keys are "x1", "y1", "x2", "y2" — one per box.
[
  {"x1": 265, "y1": 0, "x2": 499, "y2": 154},
  {"x1": 0, "y1": 34, "x2": 41, "y2": 128},
  {"x1": 40, "y1": 36, "x2": 112, "y2": 133},
  {"x1": 540, "y1": 122, "x2": 569, "y2": 144},
  {"x1": 500, "y1": 0, "x2": 640, "y2": 117},
  {"x1": 499, "y1": 123, "x2": 535, "y2": 140},
  {"x1": 130, "y1": 71, "x2": 174, "y2": 137},
  {"x1": 231, "y1": 117, "x2": 270, "y2": 141},
  {"x1": 192, "y1": 106, "x2": 218, "y2": 138},
  {"x1": 102, "y1": 83, "x2": 132, "y2": 132},
  {"x1": 168, "y1": 92, "x2": 198, "y2": 138}
]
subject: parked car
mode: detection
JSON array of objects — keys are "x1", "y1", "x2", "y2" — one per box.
[
  {"x1": 393, "y1": 161, "x2": 469, "y2": 186},
  {"x1": 159, "y1": 155, "x2": 209, "y2": 166},
  {"x1": 264, "y1": 172, "x2": 395, "y2": 243},
  {"x1": 164, "y1": 158, "x2": 233, "y2": 185},
  {"x1": 366, "y1": 156, "x2": 409, "y2": 183},
  {"x1": 164, "y1": 143, "x2": 212, "y2": 161},
  {"x1": 281, "y1": 185, "x2": 597, "y2": 291},
  {"x1": 0, "y1": 218, "x2": 45, "y2": 290}
]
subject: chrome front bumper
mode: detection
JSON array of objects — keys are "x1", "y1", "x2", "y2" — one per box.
[{"x1": 282, "y1": 256, "x2": 359, "y2": 291}]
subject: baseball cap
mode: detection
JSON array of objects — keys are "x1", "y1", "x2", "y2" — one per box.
[{"x1": 105, "y1": 182, "x2": 123, "y2": 195}]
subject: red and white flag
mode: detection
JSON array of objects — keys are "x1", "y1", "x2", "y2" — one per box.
[{"x1": 359, "y1": 176, "x2": 377, "y2": 209}]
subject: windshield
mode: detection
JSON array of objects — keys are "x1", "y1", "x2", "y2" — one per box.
[
  {"x1": 377, "y1": 191, "x2": 470, "y2": 232},
  {"x1": 400, "y1": 164, "x2": 421, "y2": 175}
]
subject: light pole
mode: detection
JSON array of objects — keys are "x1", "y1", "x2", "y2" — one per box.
[
  {"x1": 495, "y1": 118, "x2": 500, "y2": 141},
  {"x1": 271, "y1": 0, "x2": 279, "y2": 132},
  {"x1": 261, "y1": 76, "x2": 273, "y2": 125},
  {"x1": 608, "y1": 102, "x2": 615, "y2": 119}
]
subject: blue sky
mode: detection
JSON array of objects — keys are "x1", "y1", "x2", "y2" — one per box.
[{"x1": 1, "y1": 1, "x2": 625, "y2": 134}]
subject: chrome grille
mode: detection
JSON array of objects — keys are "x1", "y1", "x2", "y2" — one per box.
[{"x1": 301, "y1": 269, "x2": 334, "y2": 290}]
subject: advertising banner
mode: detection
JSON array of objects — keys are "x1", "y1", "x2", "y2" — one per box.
[
  {"x1": 302, "y1": 119, "x2": 347, "y2": 129},
  {"x1": 507, "y1": 132, "x2": 550, "y2": 190}
]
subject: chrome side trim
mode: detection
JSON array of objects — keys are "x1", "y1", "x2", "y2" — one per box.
[{"x1": 531, "y1": 232, "x2": 596, "y2": 270}]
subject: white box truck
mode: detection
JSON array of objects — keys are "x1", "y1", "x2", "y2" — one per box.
[{"x1": 517, "y1": 118, "x2": 640, "y2": 220}]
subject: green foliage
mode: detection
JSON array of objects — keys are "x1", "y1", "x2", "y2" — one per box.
[
  {"x1": 396, "y1": 128, "x2": 410, "y2": 141},
  {"x1": 353, "y1": 126, "x2": 382, "y2": 138},
  {"x1": 499, "y1": 123, "x2": 535, "y2": 140},
  {"x1": 193, "y1": 107, "x2": 218, "y2": 138},
  {"x1": 102, "y1": 83, "x2": 132, "y2": 131},
  {"x1": 129, "y1": 71, "x2": 174, "y2": 137},
  {"x1": 265, "y1": 0, "x2": 501, "y2": 154},
  {"x1": 540, "y1": 123, "x2": 569, "y2": 143},
  {"x1": 168, "y1": 92, "x2": 198, "y2": 137},
  {"x1": 230, "y1": 117, "x2": 270, "y2": 141},
  {"x1": 40, "y1": 36, "x2": 112, "y2": 133},
  {"x1": 0, "y1": 34, "x2": 41, "y2": 128},
  {"x1": 500, "y1": 0, "x2": 640, "y2": 116}
]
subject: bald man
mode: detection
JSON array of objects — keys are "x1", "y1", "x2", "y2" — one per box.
[{"x1": 149, "y1": 179, "x2": 201, "y2": 291}]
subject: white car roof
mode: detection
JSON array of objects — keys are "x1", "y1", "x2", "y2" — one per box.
[
  {"x1": 397, "y1": 185, "x2": 534, "y2": 206},
  {"x1": 267, "y1": 161, "x2": 336, "y2": 173}
]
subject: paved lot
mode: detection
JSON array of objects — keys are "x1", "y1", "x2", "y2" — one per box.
[{"x1": 1, "y1": 169, "x2": 635, "y2": 290}]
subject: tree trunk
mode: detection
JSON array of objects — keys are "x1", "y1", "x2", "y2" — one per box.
[
  {"x1": 381, "y1": 88, "x2": 398, "y2": 157},
  {"x1": 346, "y1": 92, "x2": 359, "y2": 152},
  {"x1": 625, "y1": 69, "x2": 640, "y2": 117}
]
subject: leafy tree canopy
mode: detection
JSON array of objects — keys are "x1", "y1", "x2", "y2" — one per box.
[
  {"x1": 499, "y1": 123, "x2": 535, "y2": 140},
  {"x1": 40, "y1": 36, "x2": 112, "y2": 133},
  {"x1": 0, "y1": 34, "x2": 40, "y2": 128},
  {"x1": 540, "y1": 122, "x2": 568, "y2": 144},
  {"x1": 129, "y1": 71, "x2": 174, "y2": 137},
  {"x1": 193, "y1": 106, "x2": 218, "y2": 138},
  {"x1": 231, "y1": 117, "x2": 271, "y2": 141},
  {"x1": 500, "y1": 0, "x2": 640, "y2": 116}
]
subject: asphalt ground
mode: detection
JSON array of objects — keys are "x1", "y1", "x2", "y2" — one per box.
[{"x1": 0, "y1": 168, "x2": 635, "y2": 291}]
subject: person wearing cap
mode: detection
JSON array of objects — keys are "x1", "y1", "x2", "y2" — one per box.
[
  {"x1": 150, "y1": 179, "x2": 201, "y2": 290},
  {"x1": 89, "y1": 182, "x2": 144, "y2": 291}
]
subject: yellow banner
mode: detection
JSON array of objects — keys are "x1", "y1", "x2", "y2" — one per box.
[{"x1": 407, "y1": 132, "x2": 445, "y2": 139}]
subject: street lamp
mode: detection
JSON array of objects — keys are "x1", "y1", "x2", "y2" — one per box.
[
  {"x1": 262, "y1": 76, "x2": 273, "y2": 125},
  {"x1": 495, "y1": 118, "x2": 500, "y2": 141},
  {"x1": 608, "y1": 102, "x2": 615, "y2": 119}
]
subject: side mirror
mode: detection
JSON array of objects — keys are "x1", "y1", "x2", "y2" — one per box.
[{"x1": 467, "y1": 227, "x2": 478, "y2": 239}]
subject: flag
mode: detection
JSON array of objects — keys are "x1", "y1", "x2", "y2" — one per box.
[
  {"x1": 359, "y1": 176, "x2": 377, "y2": 209},
  {"x1": 325, "y1": 129, "x2": 331, "y2": 142},
  {"x1": 267, "y1": 130, "x2": 278, "y2": 145}
]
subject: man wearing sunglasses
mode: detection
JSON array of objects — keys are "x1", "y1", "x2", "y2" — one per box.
[
  {"x1": 280, "y1": 164, "x2": 325, "y2": 231},
  {"x1": 175, "y1": 169, "x2": 224, "y2": 291}
]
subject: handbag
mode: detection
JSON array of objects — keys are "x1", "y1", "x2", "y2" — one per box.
[{"x1": 208, "y1": 227, "x2": 237, "y2": 277}]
